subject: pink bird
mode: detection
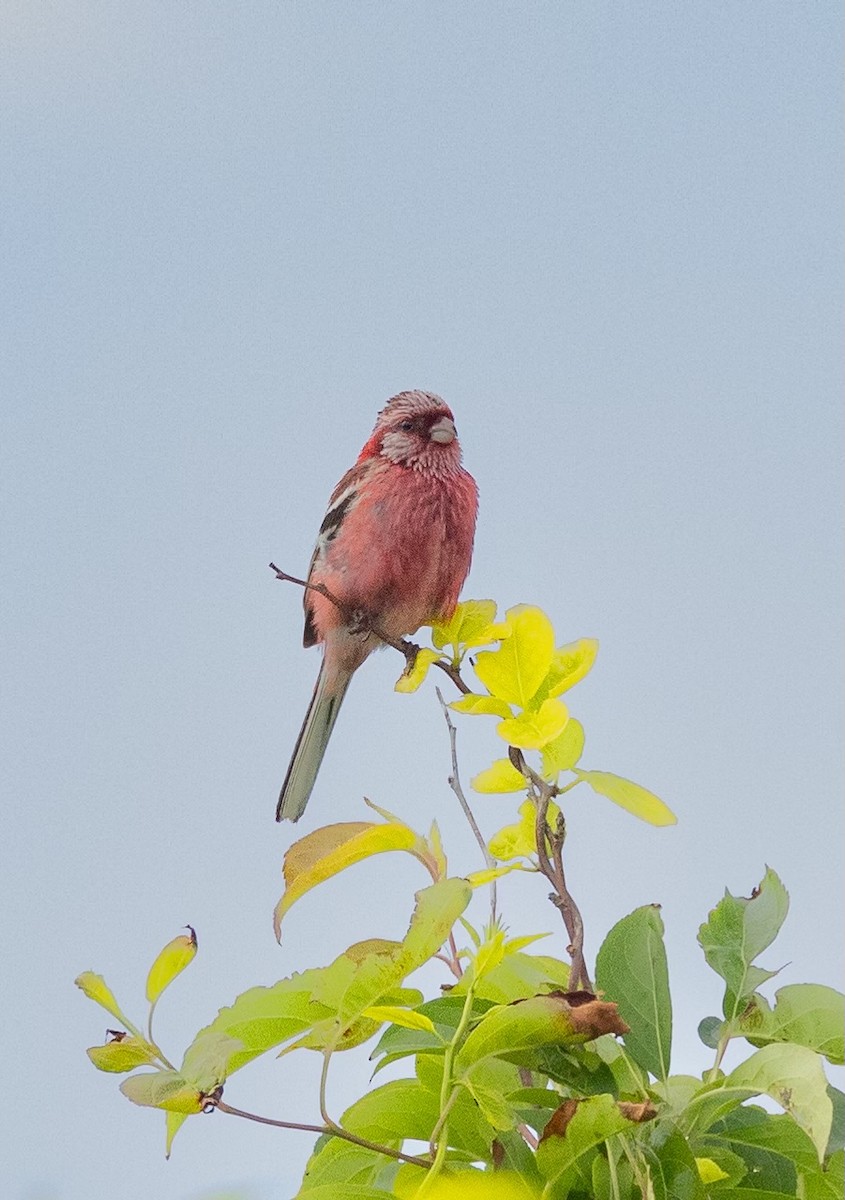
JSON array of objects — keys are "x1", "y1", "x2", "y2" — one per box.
[{"x1": 276, "y1": 390, "x2": 478, "y2": 822}]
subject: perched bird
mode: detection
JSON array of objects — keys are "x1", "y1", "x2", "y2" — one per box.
[{"x1": 276, "y1": 390, "x2": 478, "y2": 822}]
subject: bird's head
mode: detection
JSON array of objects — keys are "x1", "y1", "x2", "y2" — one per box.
[{"x1": 359, "y1": 390, "x2": 463, "y2": 475}]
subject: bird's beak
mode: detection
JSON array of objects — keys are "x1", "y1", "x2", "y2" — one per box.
[{"x1": 429, "y1": 416, "x2": 456, "y2": 444}]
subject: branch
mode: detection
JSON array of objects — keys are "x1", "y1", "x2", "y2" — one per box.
[
  {"x1": 270, "y1": 563, "x2": 470, "y2": 694},
  {"x1": 508, "y1": 747, "x2": 592, "y2": 991},
  {"x1": 211, "y1": 1096, "x2": 430, "y2": 1169}
]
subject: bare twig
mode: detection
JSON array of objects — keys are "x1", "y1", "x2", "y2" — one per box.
[
  {"x1": 210, "y1": 1096, "x2": 430, "y2": 1167},
  {"x1": 436, "y1": 688, "x2": 497, "y2": 924},
  {"x1": 435, "y1": 950, "x2": 463, "y2": 980}
]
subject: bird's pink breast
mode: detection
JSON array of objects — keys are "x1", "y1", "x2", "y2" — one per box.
[{"x1": 309, "y1": 461, "x2": 477, "y2": 645}]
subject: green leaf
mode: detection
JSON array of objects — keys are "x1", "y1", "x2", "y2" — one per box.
[
  {"x1": 694, "y1": 1156, "x2": 729, "y2": 1184},
  {"x1": 471, "y1": 758, "x2": 528, "y2": 795},
  {"x1": 574, "y1": 769, "x2": 677, "y2": 826},
  {"x1": 74, "y1": 971, "x2": 132, "y2": 1026},
  {"x1": 370, "y1": 995, "x2": 493, "y2": 1072},
  {"x1": 120, "y1": 1071, "x2": 204, "y2": 1114},
  {"x1": 705, "y1": 1108, "x2": 819, "y2": 1179},
  {"x1": 341, "y1": 1076, "x2": 496, "y2": 1160},
  {"x1": 453, "y1": 952, "x2": 570, "y2": 1006},
  {"x1": 456, "y1": 993, "x2": 628, "y2": 1074},
  {"x1": 595, "y1": 904, "x2": 672, "y2": 1080},
  {"x1": 497, "y1": 699, "x2": 569, "y2": 749},
  {"x1": 414, "y1": 1057, "x2": 498, "y2": 1160},
  {"x1": 536, "y1": 1093, "x2": 633, "y2": 1186},
  {"x1": 697, "y1": 867, "x2": 790, "y2": 1022},
  {"x1": 541, "y1": 718, "x2": 585, "y2": 777},
  {"x1": 800, "y1": 1150, "x2": 844, "y2": 1200},
  {"x1": 180, "y1": 1031, "x2": 243, "y2": 1091},
  {"x1": 86, "y1": 1035, "x2": 158, "y2": 1073},
  {"x1": 470, "y1": 929, "x2": 508, "y2": 982},
  {"x1": 726, "y1": 1042, "x2": 833, "y2": 1159},
  {"x1": 679, "y1": 1084, "x2": 761, "y2": 1141},
  {"x1": 698, "y1": 1016, "x2": 724, "y2": 1049},
  {"x1": 642, "y1": 1123, "x2": 705, "y2": 1200},
  {"x1": 145, "y1": 928, "x2": 197, "y2": 1004},
  {"x1": 299, "y1": 1137, "x2": 392, "y2": 1192},
  {"x1": 537, "y1": 1040, "x2": 624, "y2": 1099},
  {"x1": 361, "y1": 1006, "x2": 437, "y2": 1034},
  {"x1": 164, "y1": 1111, "x2": 189, "y2": 1157},
  {"x1": 463, "y1": 1078, "x2": 518, "y2": 1131},
  {"x1": 826, "y1": 1086, "x2": 845, "y2": 1155},
  {"x1": 690, "y1": 1144, "x2": 747, "y2": 1188},
  {"x1": 708, "y1": 1191, "x2": 799, "y2": 1199},
  {"x1": 488, "y1": 1129, "x2": 544, "y2": 1187},
  {"x1": 738, "y1": 985, "x2": 844, "y2": 1065},
  {"x1": 473, "y1": 605, "x2": 555, "y2": 707}
]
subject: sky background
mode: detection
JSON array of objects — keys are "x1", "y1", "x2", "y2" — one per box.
[{"x1": 2, "y1": 3, "x2": 842, "y2": 1198}]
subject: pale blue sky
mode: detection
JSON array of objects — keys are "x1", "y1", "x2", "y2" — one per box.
[{"x1": 2, "y1": 4, "x2": 842, "y2": 1199}]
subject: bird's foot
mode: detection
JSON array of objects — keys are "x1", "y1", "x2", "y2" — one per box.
[{"x1": 349, "y1": 608, "x2": 374, "y2": 637}]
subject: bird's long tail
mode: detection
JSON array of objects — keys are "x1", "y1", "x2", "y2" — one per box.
[{"x1": 276, "y1": 662, "x2": 351, "y2": 822}]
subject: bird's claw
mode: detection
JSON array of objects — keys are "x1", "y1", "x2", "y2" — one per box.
[{"x1": 349, "y1": 608, "x2": 372, "y2": 637}]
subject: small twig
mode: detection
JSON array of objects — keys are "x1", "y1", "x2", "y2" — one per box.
[
  {"x1": 435, "y1": 950, "x2": 463, "y2": 980},
  {"x1": 214, "y1": 1097, "x2": 429, "y2": 1167},
  {"x1": 436, "y1": 689, "x2": 497, "y2": 924},
  {"x1": 209, "y1": 1061, "x2": 431, "y2": 1169},
  {"x1": 316, "y1": 1049, "x2": 431, "y2": 1167},
  {"x1": 212, "y1": 1098, "x2": 329, "y2": 1136},
  {"x1": 270, "y1": 562, "x2": 470, "y2": 693},
  {"x1": 432, "y1": 658, "x2": 471, "y2": 695},
  {"x1": 508, "y1": 747, "x2": 592, "y2": 991}
]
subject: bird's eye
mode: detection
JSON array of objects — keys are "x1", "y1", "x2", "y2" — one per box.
[{"x1": 399, "y1": 420, "x2": 414, "y2": 432}]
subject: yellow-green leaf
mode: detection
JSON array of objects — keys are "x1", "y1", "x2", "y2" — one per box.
[
  {"x1": 695, "y1": 1157, "x2": 729, "y2": 1184},
  {"x1": 541, "y1": 717, "x2": 585, "y2": 777},
  {"x1": 575, "y1": 770, "x2": 677, "y2": 826},
  {"x1": 430, "y1": 599, "x2": 510, "y2": 657},
  {"x1": 87, "y1": 1035, "x2": 159, "y2": 1073},
  {"x1": 473, "y1": 605, "x2": 555, "y2": 707},
  {"x1": 165, "y1": 1112, "x2": 189, "y2": 1158},
  {"x1": 274, "y1": 820, "x2": 422, "y2": 938},
  {"x1": 362, "y1": 1006, "x2": 437, "y2": 1034},
  {"x1": 74, "y1": 972, "x2": 129, "y2": 1024},
  {"x1": 394, "y1": 647, "x2": 442, "y2": 693},
  {"x1": 488, "y1": 799, "x2": 561, "y2": 861},
  {"x1": 146, "y1": 928, "x2": 197, "y2": 1005},
  {"x1": 472, "y1": 930, "x2": 507, "y2": 980},
  {"x1": 471, "y1": 758, "x2": 527, "y2": 794},
  {"x1": 466, "y1": 863, "x2": 530, "y2": 887},
  {"x1": 504, "y1": 932, "x2": 550, "y2": 953},
  {"x1": 497, "y1": 699, "x2": 569, "y2": 749},
  {"x1": 426, "y1": 821, "x2": 448, "y2": 880},
  {"x1": 120, "y1": 1071, "x2": 204, "y2": 1114},
  {"x1": 544, "y1": 639, "x2": 599, "y2": 698},
  {"x1": 450, "y1": 694, "x2": 514, "y2": 720}
]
